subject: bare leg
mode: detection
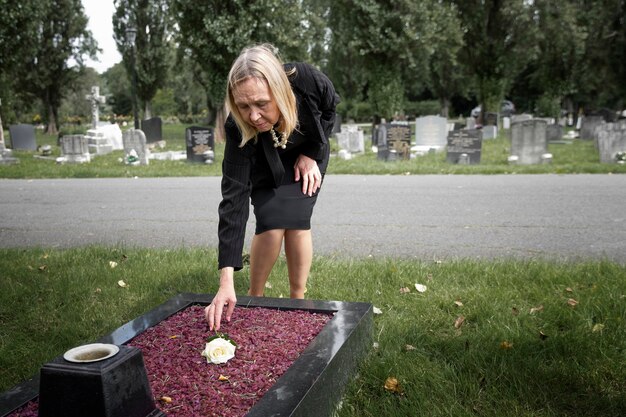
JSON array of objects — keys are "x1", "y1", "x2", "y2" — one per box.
[
  {"x1": 249, "y1": 229, "x2": 285, "y2": 296},
  {"x1": 284, "y1": 229, "x2": 313, "y2": 299}
]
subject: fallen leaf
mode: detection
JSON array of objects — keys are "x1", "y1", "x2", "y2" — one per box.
[
  {"x1": 38, "y1": 265, "x2": 47, "y2": 272},
  {"x1": 592, "y1": 323, "x2": 605, "y2": 333},
  {"x1": 373, "y1": 306, "x2": 383, "y2": 315},
  {"x1": 373, "y1": 342, "x2": 380, "y2": 350},
  {"x1": 530, "y1": 305, "x2": 544, "y2": 314},
  {"x1": 42, "y1": 253, "x2": 49, "y2": 259},
  {"x1": 500, "y1": 341, "x2": 514, "y2": 350},
  {"x1": 399, "y1": 287, "x2": 410, "y2": 294},
  {"x1": 117, "y1": 280, "x2": 128, "y2": 288},
  {"x1": 264, "y1": 282, "x2": 272, "y2": 289},
  {"x1": 384, "y1": 377, "x2": 403, "y2": 394},
  {"x1": 567, "y1": 298, "x2": 579, "y2": 307},
  {"x1": 218, "y1": 374, "x2": 230, "y2": 381},
  {"x1": 159, "y1": 396, "x2": 172, "y2": 404},
  {"x1": 454, "y1": 300, "x2": 464, "y2": 307},
  {"x1": 565, "y1": 287, "x2": 573, "y2": 293},
  {"x1": 454, "y1": 315, "x2": 465, "y2": 329},
  {"x1": 109, "y1": 261, "x2": 118, "y2": 269},
  {"x1": 511, "y1": 307, "x2": 520, "y2": 316},
  {"x1": 404, "y1": 344, "x2": 416, "y2": 351},
  {"x1": 539, "y1": 331, "x2": 549, "y2": 340},
  {"x1": 169, "y1": 335, "x2": 178, "y2": 339},
  {"x1": 95, "y1": 288, "x2": 102, "y2": 293},
  {"x1": 414, "y1": 283, "x2": 427, "y2": 293}
]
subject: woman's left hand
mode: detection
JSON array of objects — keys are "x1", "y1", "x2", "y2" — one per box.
[{"x1": 294, "y1": 154, "x2": 321, "y2": 196}]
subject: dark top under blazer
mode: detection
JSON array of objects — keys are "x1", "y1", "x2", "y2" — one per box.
[{"x1": 217, "y1": 62, "x2": 339, "y2": 271}]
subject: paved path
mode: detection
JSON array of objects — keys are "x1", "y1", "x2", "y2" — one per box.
[{"x1": 1, "y1": 175, "x2": 625, "y2": 263}]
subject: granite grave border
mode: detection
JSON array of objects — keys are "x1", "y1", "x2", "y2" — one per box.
[{"x1": 0, "y1": 293, "x2": 373, "y2": 417}]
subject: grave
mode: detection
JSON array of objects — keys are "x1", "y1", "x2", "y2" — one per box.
[
  {"x1": 185, "y1": 126, "x2": 215, "y2": 163},
  {"x1": 446, "y1": 129, "x2": 482, "y2": 164},
  {"x1": 58, "y1": 135, "x2": 91, "y2": 164},
  {"x1": 372, "y1": 122, "x2": 387, "y2": 159},
  {"x1": 141, "y1": 117, "x2": 163, "y2": 143},
  {"x1": 546, "y1": 124, "x2": 563, "y2": 142},
  {"x1": 8, "y1": 124, "x2": 36, "y2": 151},
  {"x1": 596, "y1": 120, "x2": 626, "y2": 163},
  {"x1": 0, "y1": 124, "x2": 19, "y2": 165},
  {"x1": 335, "y1": 124, "x2": 365, "y2": 154},
  {"x1": 85, "y1": 86, "x2": 106, "y2": 129},
  {"x1": 123, "y1": 129, "x2": 149, "y2": 165},
  {"x1": 511, "y1": 114, "x2": 533, "y2": 123},
  {"x1": 0, "y1": 293, "x2": 373, "y2": 417},
  {"x1": 465, "y1": 117, "x2": 476, "y2": 130},
  {"x1": 414, "y1": 115, "x2": 447, "y2": 153},
  {"x1": 481, "y1": 125, "x2": 498, "y2": 139},
  {"x1": 510, "y1": 119, "x2": 548, "y2": 164},
  {"x1": 502, "y1": 117, "x2": 511, "y2": 130},
  {"x1": 385, "y1": 122, "x2": 411, "y2": 160},
  {"x1": 87, "y1": 124, "x2": 123, "y2": 155},
  {"x1": 580, "y1": 115, "x2": 605, "y2": 141}
]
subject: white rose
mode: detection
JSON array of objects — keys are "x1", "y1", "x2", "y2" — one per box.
[{"x1": 201, "y1": 338, "x2": 236, "y2": 364}]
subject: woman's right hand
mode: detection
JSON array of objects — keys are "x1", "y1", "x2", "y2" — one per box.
[{"x1": 205, "y1": 268, "x2": 237, "y2": 331}]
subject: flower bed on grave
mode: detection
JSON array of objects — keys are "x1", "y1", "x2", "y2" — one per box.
[{"x1": 6, "y1": 305, "x2": 332, "y2": 417}]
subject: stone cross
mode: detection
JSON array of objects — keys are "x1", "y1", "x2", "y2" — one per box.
[{"x1": 85, "y1": 86, "x2": 106, "y2": 129}]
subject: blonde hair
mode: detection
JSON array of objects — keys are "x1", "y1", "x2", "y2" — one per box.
[{"x1": 226, "y1": 44, "x2": 298, "y2": 146}]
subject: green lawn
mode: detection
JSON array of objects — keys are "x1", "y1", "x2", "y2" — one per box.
[{"x1": 1, "y1": 248, "x2": 625, "y2": 416}]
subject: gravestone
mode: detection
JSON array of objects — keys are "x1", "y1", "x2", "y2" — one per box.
[
  {"x1": 336, "y1": 124, "x2": 364, "y2": 154},
  {"x1": 446, "y1": 129, "x2": 482, "y2": 164},
  {"x1": 482, "y1": 125, "x2": 498, "y2": 139},
  {"x1": 414, "y1": 115, "x2": 447, "y2": 152},
  {"x1": 386, "y1": 122, "x2": 411, "y2": 160},
  {"x1": 185, "y1": 126, "x2": 214, "y2": 163},
  {"x1": 596, "y1": 120, "x2": 626, "y2": 163},
  {"x1": 511, "y1": 114, "x2": 533, "y2": 123},
  {"x1": 510, "y1": 119, "x2": 548, "y2": 164},
  {"x1": 59, "y1": 135, "x2": 90, "y2": 164},
  {"x1": 123, "y1": 129, "x2": 149, "y2": 165},
  {"x1": 332, "y1": 114, "x2": 342, "y2": 134},
  {"x1": 0, "y1": 293, "x2": 373, "y2": 417},
  {"x1": 580, "y1": 116, "x2": 604, "y2": 141},
  {"x1": 86, "y1": 124, "x2": 123, "y2": 155},
  {"x1": 0, "y1": 117, "x2": 19, "y2": 164},
  {"x1": 373, "y1": 122, "x2": 388, "y2": 160},
  {"x1": 85, "y1": 86, "x2": 106, "y2": 129},
  {"x1": 484, "y1": 112, "x2": 498, "y2": 126},
  {"x1": 9, "y1": 124, "x2": 36, "y2": 151},
  {"x1": 141, "y1": 117, "x2": 162, "y2": 143},
  {"x1": 546, "y1": 124, "x2": 563, "y2": 142},
  {"x1": 465, "y1": 117, "x2": 476, "y2": 130},
  {"x1": 502, "y1": 117, "x2": 511, "y2": 130}
]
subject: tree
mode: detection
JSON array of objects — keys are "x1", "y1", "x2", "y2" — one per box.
[
  {"x1": 19, "y1": 0, "x2": 98, "y2": 135},
  {"x1": 453, "y1": 0, "x2": 537, "y2": 122},
  {"x1": 171, "y1": 0, "x2": 311, "y2": 136},
  {"x1": 113, "y1": 0, "x2": 172, "y2": 120},
  {"x1": 327, "y1": 0, "x2": 437, "y2": 120},
  {"x1": 102, "y1": 63, "x2": 133, "y2": 116}
]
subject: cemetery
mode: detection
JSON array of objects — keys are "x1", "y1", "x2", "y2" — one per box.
[{"x1": 2, "y1": 1, "x2": 626, "y2": 416}]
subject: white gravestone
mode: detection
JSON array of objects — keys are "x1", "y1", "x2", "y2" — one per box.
[
  {"x1": 510, "y1": 119, "x2": 548, "y2": 164},
  {"x1": 123, "y1": 129, "x2": 150, "y2": 165},
  {"x1": 86, "y1": 123, "x2": 123, "y2": 155},
  {"x1": 596, "y1": 120, "x2": 626, "y2": 163},
  {"x1": 59, "y1": 135, "x2": 91, "y2": 164},
  {"x1": 336, "y1": 124, "x2": 364, "y2": 154},
  {"x1": 85, "y1": 86, "x2": 106, "y2": 129},
  {"x1": 414, "y1": 115, "x2": 447, "y2": 152}
]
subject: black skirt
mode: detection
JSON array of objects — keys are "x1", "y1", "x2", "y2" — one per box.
[{"x1": 251, "y1": 181, "x2": 320, "y2": 234}]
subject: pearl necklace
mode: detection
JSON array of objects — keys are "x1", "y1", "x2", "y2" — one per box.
[{"x1": 270, "y1": 127, "x2": 288, "y2": 149}]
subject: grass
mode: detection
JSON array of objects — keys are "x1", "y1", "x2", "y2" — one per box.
[
  {"x1": 2, "y1": 124, "x2": 626, "y2": 178},
  {"x1": 1, "y1": 248, "x2": 625, "y2": 416}
]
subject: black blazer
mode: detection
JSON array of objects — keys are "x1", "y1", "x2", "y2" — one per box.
[{"x1": 218, "y1": 62, "x2": 339, "y2": 270}]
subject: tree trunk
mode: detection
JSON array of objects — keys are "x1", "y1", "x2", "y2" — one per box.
[
  {"x1": 439, "y1": 97, "x2": 450, "y2": 118},
  {"x1": 45, "y1": 103, "x2": 58, "y2": 135},
  {"x1": 143, "y1": 100, "x2": 152, "y2": 120},
  {"x1": 214, "y1": 106, "x2": 226, "y2": 144}
]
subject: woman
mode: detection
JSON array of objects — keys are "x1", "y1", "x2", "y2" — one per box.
[{"x1": 206, "y1": 44, "x2": 339, "y2": 330}]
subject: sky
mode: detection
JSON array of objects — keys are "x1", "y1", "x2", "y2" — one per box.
[{"x1": 82, "y1": 0, "x2": 121, "y2": 73}]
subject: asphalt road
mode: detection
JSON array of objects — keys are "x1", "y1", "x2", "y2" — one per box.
[{"x1": 1, "y1": 174, "x2": 625, "y2": 263}]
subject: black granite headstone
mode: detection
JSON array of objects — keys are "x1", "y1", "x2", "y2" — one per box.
[
  {"x1": 8, "y1": 124, "x2": 36, "y2": 151},
  {"x1": 185, "y1": 126, "x2": 214, "y2": 163},
  {"x1": 38, "y1": 345, "x2": 163, "y2": 417},
  {"x1": 140, "y1": 117, "x2": 162, "y2": 143},
  {"x1": 385, "y1": 122, "x2": 411, "y2": 160},
  {"x1": 446, "y1": 129, "x2": 482, "y2": 164}
]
